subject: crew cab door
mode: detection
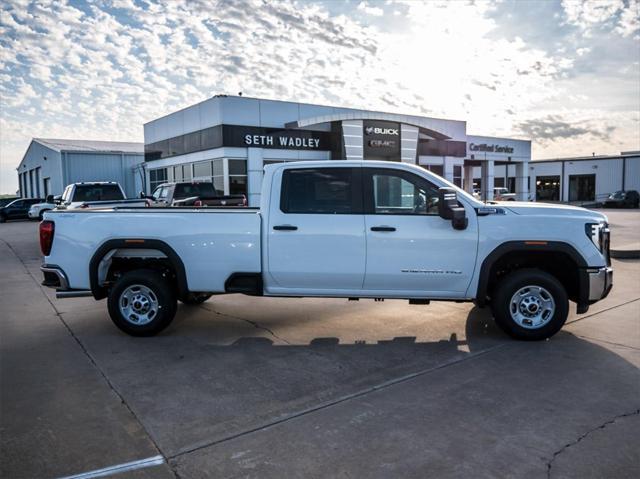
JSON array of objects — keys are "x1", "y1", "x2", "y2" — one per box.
[
  {"x1": 362, "y1": 167, "x2": 478, "y2": 297},
  {"x1": 265, "y1": 166, "x2": 366, "y2": 294}
]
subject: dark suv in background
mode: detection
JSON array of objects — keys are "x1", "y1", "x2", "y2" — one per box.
[
  {"x1": 603, "y1": 190, "x2": 640, "y2": 208},
  {"x1": 0, "y1": 198, "x2": 44, "y2": 223},
  {"x1": 145, "y1": 181, "x2": 246, "y2": 207}
]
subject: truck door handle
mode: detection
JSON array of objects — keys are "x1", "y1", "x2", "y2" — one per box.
[
  {"x1": 370, "y1": 226, "x2": 396, "y2": 232},
  {"x1": 273, "y1": 225, "x2": 298, "y2": 231}
]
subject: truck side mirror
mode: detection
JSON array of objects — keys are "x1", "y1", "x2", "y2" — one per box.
[
  {"x1": 53, "y1": 195, "x2": 62, "y2": 205},
  {"x1": 438, "y1": 187, "x2": 468, "y2": 230},
  {"x1": 46, "y1": 194, "x2": 54, "y2": 204}
]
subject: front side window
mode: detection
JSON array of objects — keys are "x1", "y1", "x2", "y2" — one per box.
[
  {"x1": 158, "y1": 187, "x2": 169, "y2": 200},
  {"x1": 280, "y1": 168, "x2": 359, "y2": 214},
  {"x1": 366, "y1": 168, "x2": 439, "y2": 215}
]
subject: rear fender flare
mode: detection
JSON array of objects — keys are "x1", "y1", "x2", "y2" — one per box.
[{"x1": 89, "y1": 239, "x2": 188, "y2": 300}]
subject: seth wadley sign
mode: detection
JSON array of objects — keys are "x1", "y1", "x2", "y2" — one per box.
[{"x1": 244, "y1": 134, "x2": 321, "y2": 148}]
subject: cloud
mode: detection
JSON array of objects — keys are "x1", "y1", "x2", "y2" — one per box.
[
  {"x1": 516, "y1": 115, "x2": 616, "y2": 141},
  {"x1": 561, "y1": 0, "x2": 640, "y2": 37},
  {"x1": 0, "y1": 0, "x2": 638, "y2": 193},
  {"x1": 357, "y1": 1, "x2": 384, "y2": 17}
]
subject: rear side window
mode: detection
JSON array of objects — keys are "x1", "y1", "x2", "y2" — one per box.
[
  {"x1": 174, "y1": 183, "x2": 216, "y2": 199},
  {"x1": 73, "y1": 185, "x2": 124, "y2": 202},
  {"x1": 280, "y1": 168, "x2": 360, "y2": 214}
]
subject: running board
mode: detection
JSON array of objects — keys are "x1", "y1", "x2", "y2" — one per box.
[{"x1": 56, "y1": 290, "x2": 93, "y2": 298}]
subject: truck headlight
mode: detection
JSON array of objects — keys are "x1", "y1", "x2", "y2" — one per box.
[{"x1": 585, "y1": 222, "x2": 609, "y2": 255}]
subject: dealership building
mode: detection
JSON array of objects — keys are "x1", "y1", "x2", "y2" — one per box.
[
  {"x1": 143, "y1": 95, "x2": 532, "y2": 205},
  {"x1": 17, "y1": 138, "x2": 144, "y2": 198}
]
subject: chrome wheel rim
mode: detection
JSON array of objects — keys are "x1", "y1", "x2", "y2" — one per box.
[
  {"x1": 119, "y1": 284, "x2": 159, "y2": 326},
  {"x1": 509, "y1": 285, "x2": 555, "y2": 329}
]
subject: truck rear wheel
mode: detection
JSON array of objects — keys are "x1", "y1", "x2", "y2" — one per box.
[
  {"x1": 491, "y1": 268, "x2": 568, "y2": 341},
  {"x1": 107, "y1": 269, "x2": 177, "y2": 336}
]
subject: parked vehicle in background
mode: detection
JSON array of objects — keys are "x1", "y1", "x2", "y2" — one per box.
[
  {"x1": 41, "y1": 161, "x2": 612, "y2": 341},
  {"x1": 493, "y1": 187, "x2": 516, "y2": 201},
  {"x1": 144, "y1": 181, "x2": 247, "y2": 207},
  {"x1": 603, "y1": 190, "x2": 639, "y2": 209},
  {"x1": 0, "y1": 198, "x2": 44, "y2": 222},
  {"x1": 55, "y1": 182, "x2": 149, "y2": 209},
  {"x1": 28, "y1": 201, "x2": 56, "y2": 220},
  {"x1": 0, "y1": 197, "x2": 20, "y2": 208}
]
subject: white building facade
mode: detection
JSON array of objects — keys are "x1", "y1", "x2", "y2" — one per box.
[{"x1": 143, "y1": 96, "x2": 532, "y2": 205}]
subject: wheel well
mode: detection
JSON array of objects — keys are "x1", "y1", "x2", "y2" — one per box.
[
  {"x1": 485, "y1": 250, "x2": 581, "y2": 303},
  {"x1": 89, "y1": 240, "x2": 188, "y2": 300}
]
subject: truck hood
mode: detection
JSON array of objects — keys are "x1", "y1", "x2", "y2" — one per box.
[{"x1": 502, "y1": 202, "x2": 608, "y2": 222}]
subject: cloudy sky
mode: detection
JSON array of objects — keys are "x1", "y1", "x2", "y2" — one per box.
[{"x1": 1, "y1": 0, "x2": 638, "y2": 194}]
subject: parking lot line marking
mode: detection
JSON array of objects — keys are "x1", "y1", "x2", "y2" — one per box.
[{"x1": 57, "y1": 455, "x2": 164, "y2": 479}]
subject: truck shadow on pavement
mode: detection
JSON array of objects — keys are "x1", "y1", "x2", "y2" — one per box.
[{"x1": 70, "y1": 303, "x2": 640, "y2": 467}]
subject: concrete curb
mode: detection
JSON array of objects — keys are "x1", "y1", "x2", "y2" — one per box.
[{"x1": 611, "y1": 249, "x2": 640, "y2": 259}]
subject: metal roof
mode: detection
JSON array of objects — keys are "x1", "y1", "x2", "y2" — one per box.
[
  {"x1": 533, "y1": 151, "x2": 640, "y2": 163},
  {"x1": 33, "y1": 138, "x2": 143, "y2": 154}
]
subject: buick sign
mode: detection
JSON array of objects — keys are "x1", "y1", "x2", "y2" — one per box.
[{"x1": 365, "y1": 126, "x2": 399, "y2": 136}]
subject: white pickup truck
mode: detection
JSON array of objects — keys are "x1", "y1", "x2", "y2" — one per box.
[
  {"x1": 54, "y1": 182, "x2": 149, "y2": 209},
  {"x1": 40, "y1": 161, "x2": 612, "y2": 340}
]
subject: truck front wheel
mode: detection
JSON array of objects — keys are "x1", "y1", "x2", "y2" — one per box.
[
  {"x1": 491, "y1": 268, "x2": 568, "y2": 341},
  {"x1": 107, "y1": 269, "x2": 177, "y2": 336}
]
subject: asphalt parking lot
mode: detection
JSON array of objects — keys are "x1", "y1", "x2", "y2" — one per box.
[{"x1": 1, "y1": 211, "x2": 639, "y2": 478}]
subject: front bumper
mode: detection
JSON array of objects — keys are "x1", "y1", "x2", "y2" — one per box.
[{"x1": 587, "y1": 266, "x2": 613, "y2": 301}]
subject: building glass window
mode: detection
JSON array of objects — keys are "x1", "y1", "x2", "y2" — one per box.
[
  {"x1": 149, "y1": 168, "x2": 168, "y2": 192},
  {"x1": 173, "y1": 165, "x2": 183, "y2": 182},
  {"x1": 453, "y1": 165, "x2": 462, "y2": 187},
  {"x1": 43, "y1": 178, "x2": 50, "y2": 198},
  {"x1": 228, "y1": 159, "x2": 247, "y2": 197},
  {"x1": 211, "y1": 159, "x2": 225, "y2": 195},
  {"x1": 182, "y1": 164, "x2": 192, "y2": 180},
  {"x1": 193, "y1": 161, "x2": 211, "y2": 178},
  {"x1": 28, "y1": 170, "x2": 34, "y2": 198},
  {"x1": 169, "y1": 136, "x2": 185, "y2": 157},
  {"x1": 184, "y1": 131, "x2": 201, "y2": 153}
]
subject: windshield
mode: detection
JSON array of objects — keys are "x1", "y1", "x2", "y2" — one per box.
[
  {"x1": 174, "y1": 183, "x2": 217, "y2": 199},
  {"x1": 73, "y1": 185, "x2": 124, "y2": 202}
]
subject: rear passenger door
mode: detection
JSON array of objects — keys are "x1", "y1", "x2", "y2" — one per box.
[{"x1": 265, "y1": 166, "x2": 366, "y2": 294}]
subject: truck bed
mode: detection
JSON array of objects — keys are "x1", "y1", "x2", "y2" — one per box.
[{"x1": 44, "y1": 208, "x2": 262, "y2": 292}]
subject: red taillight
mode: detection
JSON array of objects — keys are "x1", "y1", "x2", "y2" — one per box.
[
  {"x1": 40, "y1": 220, "x2": 55, "y2": 256},
  {"x1": 194, "y1": 199, "x2": 203, "y2": 207}
]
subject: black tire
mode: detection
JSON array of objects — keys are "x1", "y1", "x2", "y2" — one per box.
[
  {"x1": 180, "y1": 292, "x2": 213, "y2": 305},
  {"x1": 0, "y1": 214, "x2": 6, "y2": 223},
  {"x1": 107, "y1": 269, "x2": 177, "y2": 336},
  {"x1": 491, "y1": 268, "x2": 568, "y2": 341}
]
